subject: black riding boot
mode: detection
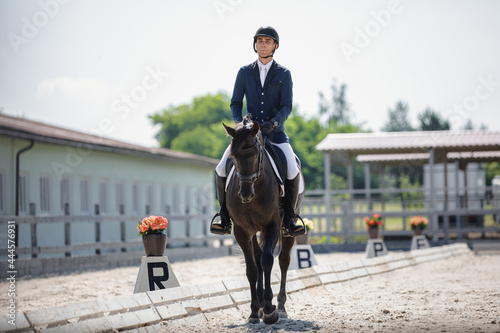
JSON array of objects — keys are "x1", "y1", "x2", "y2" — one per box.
[
  {"x1": 210, "y1": 175, "x2": 232, "y2": 235},
  {"x1": 283, "y1": 175, "x2": 306, "y2": 237}
]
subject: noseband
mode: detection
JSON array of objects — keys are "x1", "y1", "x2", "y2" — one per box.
[{"x1": 235, "y1": 135, "x2": 263, "y2": 186}]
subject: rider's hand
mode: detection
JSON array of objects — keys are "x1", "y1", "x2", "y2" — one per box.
[{"x1": 260, "y1": 121, "x2": 274, "y2": 135}]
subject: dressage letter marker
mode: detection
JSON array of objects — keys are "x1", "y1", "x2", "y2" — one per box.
[
  {"x1": 411, "y1": 235, "x2": 431, "y2": 251},
  {"x1": 289, "y1": 244, "x2": 318, "y2": 270},
  {"x1": 365, "y1": 239, "x2": 388, "y2": 258},
  {"x1": 134, "y1": 256, "x2": 180, "y2": 293}
]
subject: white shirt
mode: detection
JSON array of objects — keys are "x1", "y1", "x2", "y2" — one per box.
[{"x1": 258, "y1": 59, "x2": 273, "y2": 88}]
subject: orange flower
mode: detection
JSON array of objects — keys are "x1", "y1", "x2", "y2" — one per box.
[
  {"x1": 138, "y1": 215, "x2": 168, "y2": 235},
  {"x1": 364, "y1": 213, "x2": 383, "y2": 229}
]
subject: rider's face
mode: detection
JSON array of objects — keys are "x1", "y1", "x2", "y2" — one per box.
[{"x1": 255, "y1": 36, "x2": 276, "y2": 58}]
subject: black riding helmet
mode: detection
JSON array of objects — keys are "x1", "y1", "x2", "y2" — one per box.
[{"x1": 253, "y1": 26, "x2": 279, "y2": 57}]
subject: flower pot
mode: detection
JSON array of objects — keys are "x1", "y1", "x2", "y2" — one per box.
[
  {"x1": 413, "y1": 228, "x2": 423, "y2": 236},
  {"x1": 368, "y1": 228, "x2": 379, "y2": 239},
  {"x1": 295, "y1": 233, "x2": 309, "y2": 244},
  {"x1": 142, "y1": 233, "x2": 167, "y2": 256}
]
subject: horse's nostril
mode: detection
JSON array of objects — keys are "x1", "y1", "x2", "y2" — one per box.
[{"x1": 239, "y1": 191, "x2": 255, "y2": 203}]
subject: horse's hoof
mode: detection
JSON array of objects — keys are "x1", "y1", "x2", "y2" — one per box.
[
  {"x1": 248, "y1": 317, "x2": 260, "y2": 324},
  {"x1": 258, "y1": 308, "x2": 263, "y2": 319},
  {"x1": 262, "y1": 308, "x2": 279, "y2": 325},
  {"x1": 278, "y1": 309, "x2": 288, "y2": 319}
]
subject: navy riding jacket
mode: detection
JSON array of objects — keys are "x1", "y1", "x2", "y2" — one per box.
[{"x1": 230, "y1": 60, "x2": 293, "y2": 144}]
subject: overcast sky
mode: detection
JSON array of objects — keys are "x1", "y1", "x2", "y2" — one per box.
[{"x1": 1, "y1": 0, "x2": 500, "y2": 147}]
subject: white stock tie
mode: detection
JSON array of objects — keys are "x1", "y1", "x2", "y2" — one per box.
[{"x1": 260, "y1": 67, "x2": 267, "y2": 88}]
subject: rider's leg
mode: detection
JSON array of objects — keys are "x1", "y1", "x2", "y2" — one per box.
[
  {"x1": 271, "y1": 142, "x2": 306, "y2": 237},
  {"x1": 210, "y1": 145, "x2": 232, "y2": 235}
]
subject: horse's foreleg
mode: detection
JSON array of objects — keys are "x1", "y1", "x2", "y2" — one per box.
[
  {"x1": 278, "y1": 236, "x2": 295, "y2": 318},
  {"x1": 234, "y1": 228, "x2": 260, "y2": 324},
  {"x1": 252, "y1": 236, "x2": 264, "y2": 310},
  {"x1": 260, "y1": 223, "x2": 279, "y2": 324}
]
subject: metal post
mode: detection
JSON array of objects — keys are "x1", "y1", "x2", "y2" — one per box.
[
  {"x1": 429, "y1": 148, "x2": 438, "y2": 241},
  {"x1": 364, "y1": 163, "x2": 372, "y2": 211},
  {"x1": 120, "y1": 204, "x2": 126, "y2": 252},
  {"x1": 29, "y1": 203, "x2": 37, "y2": 258},
  {"x1": 95, "y1": 204, "x2": 101, "y2": 255},
  {"x1": 347, "y1": 157, "x2": 354, "y2": 242},
  {"x1": 324, "y1": 152, "x2": 331, "y2": 244},
  {"x1": 64, "y1": 203, "x2": 71, "y2": 257},
  {"x1": 185, "y1": 207, "x2": 190, "y2": 247}
]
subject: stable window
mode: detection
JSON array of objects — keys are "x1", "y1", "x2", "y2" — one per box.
[
  {"x1": 172, "y1": 186, "x2": 180, "y2": 214},
  {"x1": 80, "y1": 178, "x2": 90, "y2": 213},
  {"x1": 98, "y1": 180, "x2": 108, "y2": 214},
  {"x1": 18, "y1": 174, "x2": 28, "y2": 214},
  {"x1": 161, "y1": 185, "x2": 170, "y2": 215},
  {"x1": 116, "y1": 182, "x2": 125, "y2": 214},
  {"x1": 0, "y1": 171, "x2": 4, "y2": 213},
  {"x1": 132, "y1": 183, "x2": 139, "y2": 214},
  {"x1": 61, "y1": 177, "x2": 70, "y2": 213},
  {"x1": 146, "y1": 184, "x2": 154, "y2": 214},
  {"x1": 40, "y1": 176, "x2": 51, "y2": 213}
]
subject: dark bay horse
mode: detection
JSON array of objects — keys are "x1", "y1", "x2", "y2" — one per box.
[{"x1": 223, "y1": 114, "x2": 298, "y2": 324}]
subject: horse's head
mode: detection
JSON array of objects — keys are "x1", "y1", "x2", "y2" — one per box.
[{"x1": 224, "y1": 114, "x2": 263, "y2": 203}]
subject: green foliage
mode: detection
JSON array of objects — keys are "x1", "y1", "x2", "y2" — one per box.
[
  {"x1": 149, "y1": 92, "x2": 233, "y2": 159},
  {"x1": 399, "y1": 175, "x2": 424, "y2": 208},
  {"x1": 285, "y1": 113, "x2": 329, "y2": 189},
  {"x1": 485, "y1": 162, "x2": 500, "y2": 186},
  {"x1": 462, "y1": 119, "x2": 488, "y2": 130},
  {"x1": 318, "y1": 80, "x2": 352, "y2": 127},
  {"x1": 417, "y1": 108, "x2": 450, "y2": 131},
  {"x1": 382, "y1": 100, "x2": 413, "y2": 132}
]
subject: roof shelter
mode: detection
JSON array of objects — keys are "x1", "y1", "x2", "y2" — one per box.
[{"x1": 316, "y1": 130, "x2": 500, "y2": 240}]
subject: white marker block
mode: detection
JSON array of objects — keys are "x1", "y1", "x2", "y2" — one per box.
[
  {"x1": 289, "y1": 244, "x2": 318, "y2": 270},
  {"x1": 411, "y1": 235, "x2": 431, "y2": 251},
  {"x1": 134, "y1": 256, "x2": 180, "y2": 293},
  {"x1": 365, "y1": 239, "x2": 388, "y2": 258}
]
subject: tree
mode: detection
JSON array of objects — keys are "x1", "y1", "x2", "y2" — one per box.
[
  {"x1": 417, "y1": 108, "x2": 450, "y2": 131},
  {"x1": 318, "y1": 80, "x2": 352, "y2": 128},
  {"x1": 381, "y1": 101, "x2": 413, "y2": 132},
  {"x1": 285, "y1": 113, "x2": 329, "y2": 189},
  {"x1": 461, "y1": 119, "x2": 488, "y2": 130},
  {"x1": 149, "y1": 92, "x2": 233, "y2": 159}
]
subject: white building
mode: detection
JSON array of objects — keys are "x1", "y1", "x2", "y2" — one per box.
[{"x1": 0, "y1": 114, "x2": 218, "y2": 255}]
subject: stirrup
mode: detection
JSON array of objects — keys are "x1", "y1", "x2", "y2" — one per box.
[
  {"x1": 210, "y1": 213, "x2": 231, "y2": 235},
  {"x1": 282, "y1": 214, "x2": 306, "y2": 237}
]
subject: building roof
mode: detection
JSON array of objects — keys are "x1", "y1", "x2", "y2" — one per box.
[
  {"x1": 317, "y1": 130, "x2": 500, "y2": 166},
  {"x1": 356, "y1": 151, "x2": 500, "y2": 164},
  {"x1": 0, "y1": 113, "x2": 219, "y2": 167},
  {"x1": 317, "y1": 130, "x2": 500, "y2": 153}
]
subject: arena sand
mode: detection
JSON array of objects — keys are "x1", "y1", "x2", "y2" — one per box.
[{"x1": 1, "y1": 250, "x2": 499, "y2": 332}]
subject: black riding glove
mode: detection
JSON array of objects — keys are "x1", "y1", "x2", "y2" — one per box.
[{"x1": 260, "y1": 121, "x2": 274, "y2": 135}]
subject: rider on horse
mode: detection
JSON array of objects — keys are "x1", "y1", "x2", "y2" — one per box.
[{"x1": 210, "y1": 26, "x2": 305, "y2": 238}]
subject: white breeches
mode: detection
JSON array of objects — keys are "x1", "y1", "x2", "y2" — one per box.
[{"x1": 215, "y1": 142, "x2": 299, "y2": 180}]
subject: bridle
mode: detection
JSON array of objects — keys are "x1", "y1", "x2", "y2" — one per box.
[{"x1": 235, "y1": 134, "x2": 264, "y2": 186}]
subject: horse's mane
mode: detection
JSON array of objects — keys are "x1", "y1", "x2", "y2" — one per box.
[{"x1": 230, "y1": 114, "x2": 257, "y2": 157}]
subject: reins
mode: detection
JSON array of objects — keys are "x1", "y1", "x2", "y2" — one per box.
[{"x1": 235, "y1": 133, "x2": 264, "y2": 185}]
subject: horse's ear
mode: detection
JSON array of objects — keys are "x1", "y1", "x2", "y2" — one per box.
[
  {"x1": 223, "y1": 123, "x2": 236, "y2": 138},
  {"x1": 251, "y1": 121, "x2": 260, "y2": 136}
]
